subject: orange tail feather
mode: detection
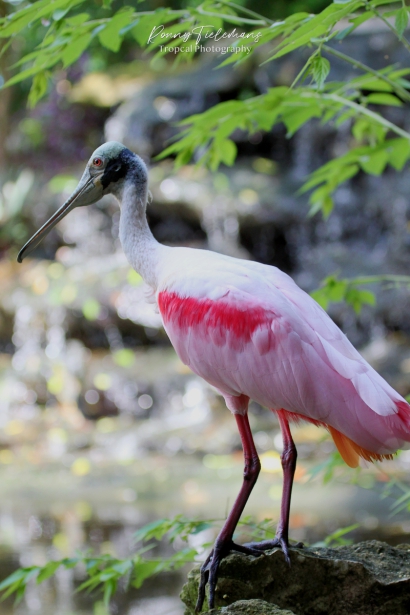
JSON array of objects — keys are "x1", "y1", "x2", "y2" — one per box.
[{"x1": 328, "y1": 426, "x2": 394, "y2": 467}]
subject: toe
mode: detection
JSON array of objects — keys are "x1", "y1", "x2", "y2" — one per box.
[
  {"x1": 195, "y1": 553, "x2": 212, "y2": 612},
  {"x1": 242, "y1": 538, "x2": 279, "y2": 552},
  {"x1": 231, "y1": 542, "x2": 264, "y2": 557},
  {"x1": 207, "y1": 552, "x2": 221, "y2": 609},
  {"x1": 277, "y1": 537, "x2": 292, "y2": 566}
]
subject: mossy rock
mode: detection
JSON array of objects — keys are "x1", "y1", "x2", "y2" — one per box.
[
  {"x1": 201, "y1": 598, "x2": 296, "y2": 615},
  {"x1": 181, "y1": 541, "x2": 410, "y2": 615}
]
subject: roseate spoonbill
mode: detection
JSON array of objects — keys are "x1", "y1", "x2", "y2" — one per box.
[{"x1": 18, "y1": 142, "x2": 410, "y2": 610}]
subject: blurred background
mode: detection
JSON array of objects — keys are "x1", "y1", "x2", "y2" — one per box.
[{"x1": 1, "y1": 0, "x2": 410, "y2": 613}]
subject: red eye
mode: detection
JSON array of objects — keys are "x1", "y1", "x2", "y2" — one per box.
[{"x1": 93, "y1": 157, "x2": 103, "y2": 167}]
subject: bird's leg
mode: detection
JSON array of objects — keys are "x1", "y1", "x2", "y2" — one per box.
[
  {"x1": 196, "y1": 411, "x2": 262, "y2": 612},
  {"x1": 244, "y1": 409, "x2": 302, "y2": 563}
]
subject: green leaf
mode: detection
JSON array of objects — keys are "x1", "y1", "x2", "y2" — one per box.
[
  {"x1": 66, "y1": 13, "x2": 90, "y2": 26},
  {"x1": 323, "y1": 276, "x2": 348, "y2": 301},
  {"x1": 283, "y1": 104, "x2": 322, "y2": 136},
  {"x1": 348, "y1": 9, "x2": 375, "y2": 30},
  {"x1": 323, "y1": 523, "x2": 359, "y2": 546},
  {"x1": 133, "y1": 560, "x2": 161, "y2": 589},
  {"x1": 0, "y1": 0, "x2": 83, "y2": 37},
  {"x1": 0, "y1": 568, "x2": 30, "y2": 591},
  {"x1": 272, "y1": 24, "x2": 328, "y2": 59},
  {"x1": 175, "y1": 147, "x2": 194, "y2": 168},
  {"x1": 98, "y1": 7, "x2": 135, "y2": 52},
  {"x1": 0, "y1": 0, "x2": 52, "y2": 37},
  {"x1": 358, "y1": 289, "x2": 375, "y2": 306},
  {"x1": 345, "y1": 287, "x2": 375, "y2": 314},
  {"x1": 37, "y1": 561, "x2": 61, "y2": 583},
  {"x1": 103, "y1": 579, "x2": 116, "y2": 606},
  {"x1": 387, "y1": 138, "x2": 410, "y2": 170},
  {"x1": 134, "y1": 518, "x2": 175, "y2": 543},
  {"x1": 4, "y1": 59, "x2": 59, "y2": 88},
  {"x1": 311, "y1": 55, "x2": 330, "y2": 90},
  {"x1": 53, "y1": 8, "x2": 70, "y2": 21},
  {"x1": 352, "y1": 117, "x2": 386, "y2": 144},
  {"x1": 395, "y1": 7, "x2": 409, "y2": 38},
  {"x1": 62, "y1": 32, "x2": 93, "y2": 67},
  {"x1": 218, "y1": 139, "x2": 237, "y2": 167},
  {"x1": 359, "y1": 149, "x2": 389, "y2": 175},
  {"x1": 370, "y1": 0, "x2": 401, "y2": 6},
  {"x1": 335, "y1": 9, "x2": 374, "y2": 40},
  {"x1": 322, "y1": 195, "x2": 334, "y2": 218},
  {"x1": 366, "y1": 93, "x2": 402, "y2": 106},
  {"x1": 28, "y1": 71, "x2": 48, "y2": 107},
  {"x1": 134, "y1": 515, "x2": 212, "y2": 545},
  {"x1": 112, "y1": 560, "x2": 133, "y2": 575},
  {"x1": 270, "y1": 1, "x2": 361, "y2": 61}
]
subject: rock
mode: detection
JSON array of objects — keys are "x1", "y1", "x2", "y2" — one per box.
[
  {"x1": 181, "y1": 541, "x2": 410, "y2": 615},
  {"x1": 200, "y1": 598, "x2": 296, "y2": 615}
]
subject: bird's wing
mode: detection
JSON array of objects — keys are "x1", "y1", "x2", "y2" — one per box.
[
  {"x1": 264, "y1": 264, "x2": 403, "y2": 417},
  {"x1": 156, "y1": 249, "x2": 410, "y2": 456}
]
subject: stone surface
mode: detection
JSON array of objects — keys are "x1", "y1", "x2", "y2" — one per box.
[
  {"x1": 201, "y1": 599, "x2": 296, "y2": 615},
  {"x1": 181, "y1": 541, "x2": 410, "y2": 615}
]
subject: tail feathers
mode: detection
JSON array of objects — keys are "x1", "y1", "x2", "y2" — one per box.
[
  {"x1": 328, "y1": 426, "x2": 394, "y2": 468},
  {"x1": 328, "y1": 426, "x2": 359, "y2": 468}
]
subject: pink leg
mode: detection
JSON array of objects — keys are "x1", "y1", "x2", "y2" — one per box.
[
  {"x1": 244, "y1": 409, "x2": 301, "y2": 561},
  {"x1": 195, "y1": 410, "x2": 262, "y2": 612}
]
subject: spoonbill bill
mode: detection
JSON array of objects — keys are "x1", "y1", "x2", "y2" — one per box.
[{"x1": 18, "y1": 142, "x2": 410, "y2": 611}]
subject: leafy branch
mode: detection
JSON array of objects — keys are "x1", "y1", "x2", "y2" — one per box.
[
  {"x1": 310, "y1": 273, "x2": 410, "y2": 313},
  {"x1": 0, "y1": 515, "x2": 206, "y2": 606},
  {"x1": 321, "y1": 44, "x2": 410, "y2": 102},
  {"x1": 2, "y1": 0, "x2": 410, "y2": 216},
  {"x1": 0, "y1": 548, "x2": 197, "y2": 606},
  {"x1": 157, "y1": 76, "x2": 410, "y2": 214},
  {"x1": 0, "y1": 514, "x2": 292, "y2": 606}
]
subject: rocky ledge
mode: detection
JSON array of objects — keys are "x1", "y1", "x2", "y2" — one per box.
[{"x1": 181, "y1": 541, "x2": 410, "y2": 615}]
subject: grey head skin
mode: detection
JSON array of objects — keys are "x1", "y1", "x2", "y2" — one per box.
[{"x1": 17, "y1": 141, "x2": 148, "y2": 263}]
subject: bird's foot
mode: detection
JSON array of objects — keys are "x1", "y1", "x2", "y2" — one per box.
[
  {"x1": 243, "y1": 535, "x2": 303, "y2": 565},
  {"x1": 195, "y1": 540, "x2": 263, "y2": 613}
]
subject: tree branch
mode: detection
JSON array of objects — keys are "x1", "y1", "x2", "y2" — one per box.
[
  {"x1": 322, "y1": 44, "x2": 410, "y2": 102},
  {"x1": 323, "y1": 92, "x2": 410, "y2": 139}
]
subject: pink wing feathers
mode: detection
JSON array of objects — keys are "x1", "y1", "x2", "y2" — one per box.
[{"x1": 157, "y1": 254, "x2": 410, "y2": 467}]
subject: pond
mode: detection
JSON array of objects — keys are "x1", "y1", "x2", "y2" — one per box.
[{"x1": 1, "y1": 345, "x2": 410, "y2": 615}]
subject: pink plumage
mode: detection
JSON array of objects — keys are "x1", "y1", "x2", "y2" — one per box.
[{"x1": 157, "y1": 250, "x2": 410, "y2": 467}]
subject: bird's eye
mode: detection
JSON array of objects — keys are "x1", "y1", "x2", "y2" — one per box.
[{"x1": 93, "y1": 157, "x2": 103, "y2": 167}]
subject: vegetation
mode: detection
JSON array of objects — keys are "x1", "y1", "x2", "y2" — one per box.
[
  {"x1": 1, "y1": 0, "x2": 410, "y2": 608},
  {"x1": 0, "y1": 515, "x2": 359, "y2": 607}
]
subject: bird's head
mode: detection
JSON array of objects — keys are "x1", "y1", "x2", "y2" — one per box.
[{"x1": 17, "y1": 141, "x2": 147, "y2": 263}]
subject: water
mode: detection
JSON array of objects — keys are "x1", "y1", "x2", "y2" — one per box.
[{"x1": 1, "y1": 343, "x2": 410, "y2": 614}]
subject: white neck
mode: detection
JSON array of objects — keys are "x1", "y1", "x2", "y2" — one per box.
[{"x1": 118, "y1": 180, "x2": 167, "y2": 290}]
